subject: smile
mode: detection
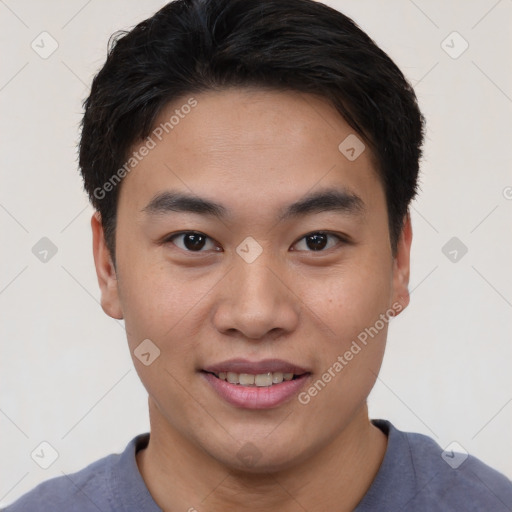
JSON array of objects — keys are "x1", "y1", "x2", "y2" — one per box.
[
  {"x1": 201, "y1": 360, "x2": 311, "y2": 409},
  {"x1": 207, "y1": 371, "x2": 301, "y2": 387}
]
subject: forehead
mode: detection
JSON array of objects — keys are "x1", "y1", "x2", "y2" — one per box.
[{"x1": 118, "y1": 88, "x2": 384, "y2": 218}]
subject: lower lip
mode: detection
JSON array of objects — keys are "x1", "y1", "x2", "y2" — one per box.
[{"x1": 202, "y1": 372, "x2": 310, "y2": 410}]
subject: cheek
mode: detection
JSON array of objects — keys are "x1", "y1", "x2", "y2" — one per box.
[
  {"x1": 117, "y1": 254, "x2": 215, "y2": 369},
  {"x1": 307, "y1": 258, "x2": 393, "y2": 346},
  {"x1": 297, "y1": 266, "x2": 392, "y2": 427},
  {"x1": 116, "y1": 253, "x2": 180, "y2": 343},
  {"x1": 117, "y1": 265, "x2": 206, "y2": 414},
  {"x1": 296, "y1": 254, "x2": 393, "y2": 414}
]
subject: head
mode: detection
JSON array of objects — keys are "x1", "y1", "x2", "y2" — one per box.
[{"x1": 82, "y1": 0, "x2": 424, "y2": 472}]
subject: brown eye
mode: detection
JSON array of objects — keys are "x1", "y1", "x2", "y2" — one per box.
[
  {"x1": 167, "y1": 232, "x2": 218, "y2": 252},
  {"x1": 292, "y1": 232, "x2": 343, "y2": 252},
  {"x1": 305, "y1": 233, "x2": 328, "y2": 251}
]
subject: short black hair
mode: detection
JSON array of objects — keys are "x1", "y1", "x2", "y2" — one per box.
[{"x1": 79, "y1": 0, "x2": 425, "y2": 263}]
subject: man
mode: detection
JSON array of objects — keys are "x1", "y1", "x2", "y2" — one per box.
[{"x1": 5, "y1": 0, "x2": 512, "y2": 510}]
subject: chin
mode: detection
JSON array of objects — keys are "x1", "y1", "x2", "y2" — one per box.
[
  {"x1": 226, "y1": 452, "x2": 304, "y2": 475},
  {"x1": 202, "y1": 433, "x2": 317, "y2": 475}
]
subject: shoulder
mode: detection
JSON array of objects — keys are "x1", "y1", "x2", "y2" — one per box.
[
  {"x1": 2, "y1": 454, "x2": 117, "y2": 512},
  {"x1": 371, "y1": 420, "x2": 512, "y2": 511},
  {"x1": 2, "y1": 435, "x2": 148, "y2": 512}
]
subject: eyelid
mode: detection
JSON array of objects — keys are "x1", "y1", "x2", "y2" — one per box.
[
  {"x1": 162, "y1": 230, "x2": 349, "y2": 253},
  {"x1": 291, "y1": 231, "x2": 348, "y2": 252},
  {"x1": 163, "y1": 231, "x2": 221, "y2": 252}
]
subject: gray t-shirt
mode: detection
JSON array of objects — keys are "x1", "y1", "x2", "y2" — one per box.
[{"x1": 3, "y1": 420, "x2": 512, "y2": 511}]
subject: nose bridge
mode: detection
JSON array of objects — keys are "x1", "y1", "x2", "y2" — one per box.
[
  {"x1": 212, "y1": 250, "x2": 299, "y2": 339},
  {"x1": 238, "y1": 257, "x2": 276, "y2": 302}
]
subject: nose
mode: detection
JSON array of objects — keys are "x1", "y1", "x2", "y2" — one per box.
[{"x1": 211, "y1": 255, "x2": 300, "y2": 341}]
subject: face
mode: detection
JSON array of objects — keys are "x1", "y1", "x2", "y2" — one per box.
[{"x1": 92, "y1": 88, "x2": 411, "y2": 472}]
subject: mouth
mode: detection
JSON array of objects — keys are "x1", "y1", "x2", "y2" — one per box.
[
  {"x1": 200, "y1": 359, "x2": 311, "y2": 409},
  {"x1": 203, "y1": 370, "x2": 305, "y2": 387}
]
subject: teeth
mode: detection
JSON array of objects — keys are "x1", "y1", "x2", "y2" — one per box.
[
  {"x1": 227, "y1": 372, "x2": 239, "y2": 384},
  {"x1": 215, "y1": 371, "x2": 300, "y2": 387},
  {"x1": 239, "y1": 373, "x2": 255, "y2": 385},
  {"x1": 272, "y1": 372, "x2": 283, "y2": 383},
  {"x1": 255, "y1": 373, "x2": 272, "y2": 387}
]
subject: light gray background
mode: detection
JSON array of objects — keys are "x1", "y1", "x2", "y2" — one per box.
[{"x1": 1, "y1": 0, "x2": 511, "y2": 506}]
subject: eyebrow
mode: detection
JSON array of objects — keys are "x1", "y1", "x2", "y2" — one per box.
[{"x1": 141, "y1": 188, "x2": 365, "y2": 221}]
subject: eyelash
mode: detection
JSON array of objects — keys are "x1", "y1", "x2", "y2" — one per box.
[{"x1": 163, "y1": 230, "x2": 347, "y2": 253}]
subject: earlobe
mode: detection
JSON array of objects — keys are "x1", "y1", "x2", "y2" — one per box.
[
  {"x1": 391, "y1": 215, "x2": 413, "y2": 314},
  {"x1": 91, "y1": 211, "x2": 124, "y2": 320}
]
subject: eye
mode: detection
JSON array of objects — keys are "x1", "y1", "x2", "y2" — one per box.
[
  {"x1": 291, "y1": 231, "x2": 345, "y2": 252},
  {"x1": 166, "y1": 231, "x2": 220, "y2": 252}
]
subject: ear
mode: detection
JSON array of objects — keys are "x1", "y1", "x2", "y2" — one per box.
[
  {"x1": 91, "y1": 211, "x2": 123, "y2": 320},
  {"x1": 391, "y1": 214, "x2": 412, "y2": 314}
]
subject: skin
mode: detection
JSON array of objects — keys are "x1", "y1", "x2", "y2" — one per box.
[{"x1": 92, "y1": 88, "x2": 412, "y2": 511}]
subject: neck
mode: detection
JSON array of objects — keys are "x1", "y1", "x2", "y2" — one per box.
[{"x1": 136, "y1": 400, "x2": 387, "y2": 512}]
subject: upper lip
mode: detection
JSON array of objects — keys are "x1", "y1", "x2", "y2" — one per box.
[{"x1": 202, "y1": 358, "x2": 310, "y2": 375}]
